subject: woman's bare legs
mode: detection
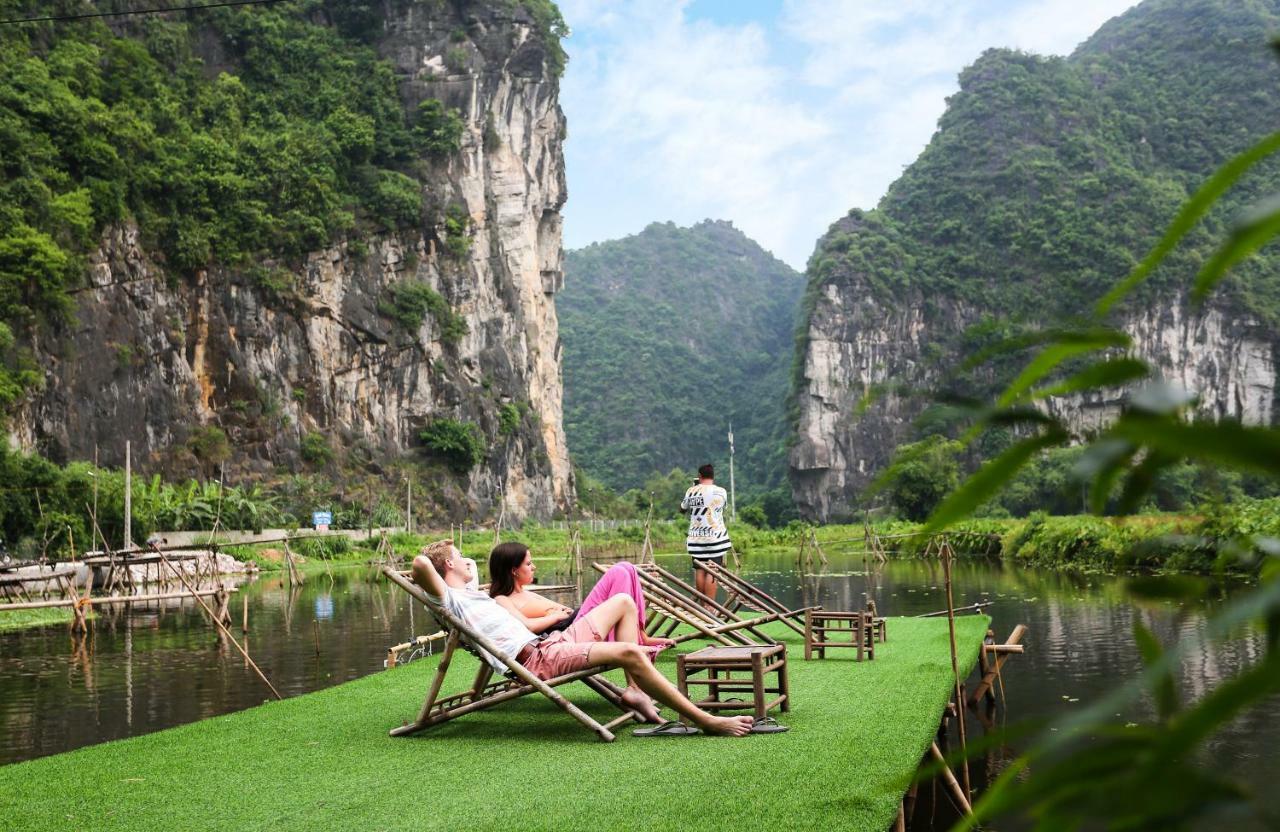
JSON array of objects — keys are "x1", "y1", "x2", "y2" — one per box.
[{"x1": 580, "y1": 595, "x2": 753, "y2": 736}]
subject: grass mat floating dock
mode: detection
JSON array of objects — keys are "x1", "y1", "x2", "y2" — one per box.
[{"x1": 0, "y1": 616, "x2": 988, "y2": 832}]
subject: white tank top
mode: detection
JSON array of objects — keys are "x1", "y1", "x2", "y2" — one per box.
[{"x1": 428, "y1": 586, "x2": 538, "y2": 673}]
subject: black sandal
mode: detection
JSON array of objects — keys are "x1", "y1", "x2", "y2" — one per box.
[
  {"x1": 749, "y1": 716, "x2": 789, "y2": 734},
  {"x1": 633, "y1": 720, "x2": 701, "y2": 737}
]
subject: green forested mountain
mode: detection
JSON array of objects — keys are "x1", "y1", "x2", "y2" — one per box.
[
  {"x1": 561, "y1": 220, "x2": 803, "y2": 500},
  {"x1": 806, "y1": 0, "x2": 1280, "y2": 326},
  {"x1": 792, "y1": 0, "x2": 1280, "y2": 520}
]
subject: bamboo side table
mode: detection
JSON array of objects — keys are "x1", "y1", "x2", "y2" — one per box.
[
  {"x1": 676, "y1": 644, "x2": 790, "y2": 722},
  {"x1": 804, "y1": 609, "x2": 876, "y2": 661}
]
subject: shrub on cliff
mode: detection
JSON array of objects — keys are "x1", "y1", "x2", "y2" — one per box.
[
  {"x1": 378, "y1": 280, "x2": 468, "y2": 344},
  {"x1": 420, "y1": 419, "x2": 485, "y2": 474},
  {"x1": 300, "y1": 432, "x2": 333, "y2": 467},
  {"x1": 413, "y1": 100, "x2": 465, "y2": 157}
]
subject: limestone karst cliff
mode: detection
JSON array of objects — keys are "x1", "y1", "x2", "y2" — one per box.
[
  {"x1": 11, "y1": 1, "x2": 573, "y2": 520},
  {"x1": 790, "y1": 0, "x2": 1280, "y2": 521}
]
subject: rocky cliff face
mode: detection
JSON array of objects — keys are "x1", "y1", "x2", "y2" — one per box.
[
  {"x1": 791, "y1": 279, "x2": 1276, "y2": 521},
  {"x1": 14, "y1": 2, "x2": 573, "y2": 520}
]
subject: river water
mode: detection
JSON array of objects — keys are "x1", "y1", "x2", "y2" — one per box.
[{"x1": 0, "y1": 550, "x2": 1273, "y2": 829}]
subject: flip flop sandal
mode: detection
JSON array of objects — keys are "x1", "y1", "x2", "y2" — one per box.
[
  {"x1": 749, "y1": 717, "x2": 790, "y2": 734},
  {"x1": 633, "y1": 720, "x2": 701, "y2": 737}
]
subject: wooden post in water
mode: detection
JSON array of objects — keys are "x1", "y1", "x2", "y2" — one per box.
[
  {"x1": 91, "y1": 446, "x2": 100, "y2": 554},
  {"x1": 493, "y1": 488, "x2": 506, "y2": 547},
  {"x1": 242, "y1": 591, "x2": 249, "y2": 633},
  {"x1": 148, "y1": 543, "x2": 282, "y2": 700},
  {"x1": 283, "y1": 540, "x2": 302, "y2": 585},
  {"x1": 123, "y1": 440, "x2": 132, "y2": 551},
  {"x1": 810, "y1": 528, "x2": 828, "y2": 565},
  {"x1": 940, "y1": 539, "x2": 972, "y2": 807},
  {"x1": 572, "y1": 526, "x2": 584, "y2": 601}
]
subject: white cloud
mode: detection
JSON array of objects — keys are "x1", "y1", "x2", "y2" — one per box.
[{"x1": 559, "y1": 0, "x2": 1139, "y2": 268}]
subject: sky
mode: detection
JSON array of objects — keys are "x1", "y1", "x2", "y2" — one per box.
[{"x1": 557, "y1": 0, "x2": 1140, "y2": 269}]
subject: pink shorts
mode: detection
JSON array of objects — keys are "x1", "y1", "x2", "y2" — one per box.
[{"x1": 520, "y1": 617, "x2": 606, "y2": 680}]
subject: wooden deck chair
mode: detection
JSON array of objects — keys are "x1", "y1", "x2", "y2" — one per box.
[
  {"x1": 702, "y1": 560, "x2": 886, "y2": 641},
  {"x1": 699, "y1": 560, "x2": 810, "y2": 637},
  {"x1": 381, "y1": 567, "x2": 641, "y2": 742},
  {"x1": 591, "y1": 561, "x2": 807, "y2": 648}
]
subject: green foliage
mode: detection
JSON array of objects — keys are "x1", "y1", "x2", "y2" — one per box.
[
  {"x1": 518, "y1": 0, "x2": 570, "y2": 77},
  {"x1": 737, "y1": 504, "x2": 767, "y2": 528},
  {"x1": 444, "y1": 47, "x2": 469, "y2": 73},
  {"x1": 560, "y1": 220, "x2": 804, "y2": 501},
  {"x1": 300, "y1": 432, "x2": 333, "y2": 466},
  {"x1": 442, "y1": 204, "x2": 472, "y2": 259},
  {"x1": 378, "y1": 280, "x2": 467, "y2": 343},
  {"x1": 498, "y1": 402, "x2": 526, "y2": 436},
  {"x1": 248, "y1": 265, "x2": 297, "y2": 301},
  {"x1": 367, "y1": 170, "x2": 423, "y2": 229},
  {"x1": 483, "y1": 115, "x2": 501, "y2": 153},
  {"x1": 186, "y1": 425, "x2": 230, "y2": 467},
  {"x1": 290, "y1": 533, "x2": 352, "y2": 560},
  {"x1": 420, "y1": 418, "x2": 485, "y2": 474},
  {"x1": 573, "y1": 466, "x2": 638, "y2": 519},
  {"x1": 413, "y1": 99, "x2": 464, "y2": 157},
  {"x1": 884, "y1": 436, "x2": 962, "y2": 521}
]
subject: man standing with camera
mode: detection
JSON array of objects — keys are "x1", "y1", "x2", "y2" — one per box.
[{"x1": 681, "y1": 464, "x2": 732, "y2": 605}]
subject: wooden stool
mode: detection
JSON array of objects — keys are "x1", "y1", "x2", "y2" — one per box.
[
  {"x1": 804, "y1": 609, "x2": 875, "y2": 661},
  {"x1": 676, "y1": 644, "x2": 789, "y2": 721}
]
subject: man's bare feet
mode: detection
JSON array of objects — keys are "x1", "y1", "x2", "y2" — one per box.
[
  {"x1": 700, "y1": 715, "x2": 755, "y2": 736},
  {"x1": 620, "y1": 687, "x2": 663, "y2": 723}
]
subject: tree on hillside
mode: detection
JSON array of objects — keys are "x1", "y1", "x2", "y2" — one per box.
[{"x1": 887, "y1": 436, "x2": 962, "y2": 521}]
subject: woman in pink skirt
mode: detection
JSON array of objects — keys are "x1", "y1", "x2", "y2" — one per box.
[{"x1": 488, "y1": 541, "x2": 673, "y2": 649}]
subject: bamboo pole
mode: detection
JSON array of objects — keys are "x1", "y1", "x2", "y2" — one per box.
[
  {"x1": 0, "y1": 586, "x2": 236, "y2": 611},
  {"x1": 148, "y1": 544, "x2": 282, "y2": 700},
  {"x1": 123, "y1": 440, "x2": 132, "y2": 551},
  {"x1": 242, "y1": 591, "x2": 249, "y2": 633},
  {"x1": 930, "y1": 742, "x2": 973, "y2": 815},
  {"x1": 940, "y1": 540, "x2": 972, "y2": 805}
]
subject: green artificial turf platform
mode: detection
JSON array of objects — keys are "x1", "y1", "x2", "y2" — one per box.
[{"x1": 0, "y1": 616, "x2": 988, "y2": 832}]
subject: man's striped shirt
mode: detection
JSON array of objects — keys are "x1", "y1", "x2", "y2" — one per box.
[{"x1": 681, "y1": 483, "x2": 732, "y2": 558}]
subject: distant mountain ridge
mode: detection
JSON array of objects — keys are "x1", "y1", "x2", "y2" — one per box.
[
  {"x1": 560, "y1": 220, "x2": 803, "y2": 499},
  {"x1": 790, "y1": 0, "x2": 1280, "y2": 521}
]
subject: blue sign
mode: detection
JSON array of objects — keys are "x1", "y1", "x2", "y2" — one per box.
[{"x1": 312, "y1": 511, "x2": 333, "y2": 528}]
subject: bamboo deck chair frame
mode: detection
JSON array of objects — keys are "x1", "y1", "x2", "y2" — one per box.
[
  {"x1": 591, "y1": 561, "x2": 807, "y2": 648},
  {"x1": 703, "y1": 560, "x2": 888, "y2": 642},
  {"x1": 382, "y1": 567, "x2": 640, "y2": 742},
  {"x1": 698, "y1": 560, "x2": 810, "y2": 637}
]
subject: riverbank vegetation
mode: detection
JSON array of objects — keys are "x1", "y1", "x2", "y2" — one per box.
[{"x1": 0, "y1": 607, "x2": 75, "y2": 633}]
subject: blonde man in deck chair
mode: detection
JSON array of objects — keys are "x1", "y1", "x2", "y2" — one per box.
[{"x1": 413, "y1": 541, "x2": 755, "y2": 737}]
